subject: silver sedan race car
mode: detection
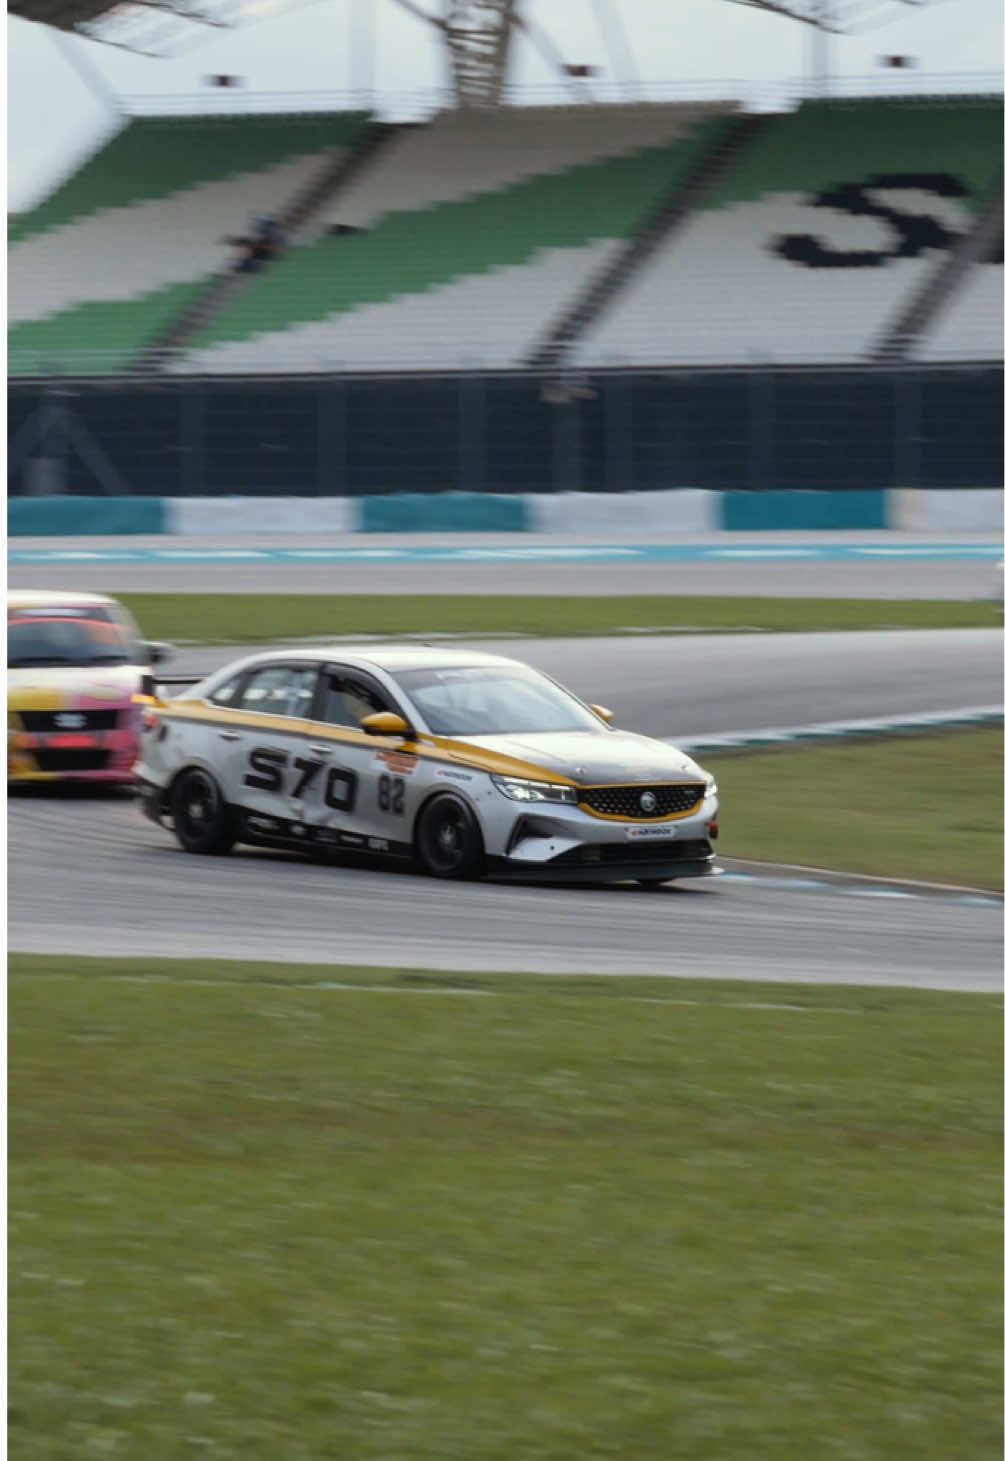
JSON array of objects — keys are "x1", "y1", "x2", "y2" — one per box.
[{"x1": 134, "y1": 645, "x2": 720, "y2": 886}]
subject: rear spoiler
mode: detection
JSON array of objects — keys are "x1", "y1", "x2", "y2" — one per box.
[{"x1": 137, "y1": 672, "x2": 204, "y2": 700}]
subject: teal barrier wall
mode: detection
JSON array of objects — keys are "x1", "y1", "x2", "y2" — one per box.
[
  {"x1": 17, "y1": 488, "x2": 998, "y2": 537},
  {"x1": 360, "y1": 492, "x2": 528, "y2": 533},
  {"x1": 8, "y1": 496, "x2": 166, "y2": 536},
  {"x1": 721, "y1": 490, "x2": 888, "y2": 531}
]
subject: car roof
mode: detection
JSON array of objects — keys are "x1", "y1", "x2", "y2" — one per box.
[
  {"x1": 8, "y1": 590, "x2": 120, "y2": 609},
  {"x1": 233, "y1": 643, "x2": 528, "y2": 675}
]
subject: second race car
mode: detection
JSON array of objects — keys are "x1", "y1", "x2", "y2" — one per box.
[
  {"x1": 8, "y1": 591, "x2": 172, "y2": 785},
  {"x1": 134, "y1": 644, "x2": 719, "y2": 885}
]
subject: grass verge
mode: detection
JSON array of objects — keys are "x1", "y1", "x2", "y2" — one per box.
[
  {"x1": 120, "y1": 593, "x2": 1003, "y2": 644},
  {"x1": 714, "y1": 727, "x2": 1003, "y2": 890},
  {"x1": 9, "y1": 957, "x2": 1002, "y2": 1461}
]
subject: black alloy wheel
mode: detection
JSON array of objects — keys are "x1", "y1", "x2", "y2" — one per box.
[
  {"x1": 416, "y1": 793, "x2": 484, "y2": 880},
  {"x1": 171, "y1": 767, "x2": 236, "y2": 855}
]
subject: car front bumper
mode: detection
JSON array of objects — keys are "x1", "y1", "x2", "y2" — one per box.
[
  {"x1": 481, "y1": 793, "x2": 719, "y2": 882},
  {"x1": 8, "y1": 734, "x2": 138, "y2": 784},
  {"x1": 487, "y1": 845, "x2": 718, "y2": 883}
]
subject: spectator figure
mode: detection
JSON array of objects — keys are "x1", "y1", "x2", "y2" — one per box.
[{"x1": 220, "y1": 215, "x2": 288, "y2": 275}]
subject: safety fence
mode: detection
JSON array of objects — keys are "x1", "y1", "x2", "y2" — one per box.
[{"x1": 7, "y1": 364, "x2": 1003, "y2": 502}]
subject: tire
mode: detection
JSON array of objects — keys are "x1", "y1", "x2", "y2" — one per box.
[
  {"x1": 171, "y1": 767, "x2": 236, "y2": 856},
  {"x1": 415, "y1": 793, "x2": 484, "y2": 880}
]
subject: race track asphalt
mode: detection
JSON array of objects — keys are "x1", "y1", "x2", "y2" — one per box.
[
  {"x1": 7, "y1": 789, "x2": 1000, "y2": 992},
  {"x1": 8, "y1": 530, "x2": 1003, "y2": 597}
]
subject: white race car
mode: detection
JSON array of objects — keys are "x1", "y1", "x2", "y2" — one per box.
[{"x1": 134, "y1": 644, "x2": 719, "y2": 885}]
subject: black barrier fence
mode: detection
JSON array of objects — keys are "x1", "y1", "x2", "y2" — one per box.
[{"x1": 7, "y1": 365, "x2": 1002, "y2": 497}]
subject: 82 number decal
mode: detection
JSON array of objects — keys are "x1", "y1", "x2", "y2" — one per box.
[
  {"x1": 243, "y1": 747, "x2": 357, "y2": 813},
  {"x1": 377, "y1": 773, "x2": 405, "y2": 816}
]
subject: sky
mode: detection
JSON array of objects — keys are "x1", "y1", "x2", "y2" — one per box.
[{"x1": 6, "y1": 0, "x2": 1003, "y2": 211}]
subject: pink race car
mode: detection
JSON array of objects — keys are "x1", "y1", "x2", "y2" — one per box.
[{"x1": 8, "y1": 590, "x2": 171, "y2": 785}]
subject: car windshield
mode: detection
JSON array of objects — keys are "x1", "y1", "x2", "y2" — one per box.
[
  {"x1": 7, "y1": 611, "x2": 134, "y2": 668},
  {"x1": 396, "y1": 665, "x2": 603, "y2": 736}
]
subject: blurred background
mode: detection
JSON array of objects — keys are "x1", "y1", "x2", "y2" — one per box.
[{"x1": 6, "y1": 0, "x2": 1003, "y2": 497}]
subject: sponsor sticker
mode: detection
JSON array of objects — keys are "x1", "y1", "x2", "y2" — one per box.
[
  {"x1": 626, "y1": 824, "x2": 678, "y2": 840},
  {"x1": 368, "y1": 836, "x2": 390, "y2": 852},
  {"x1": 82, "y1": 684, "x2": 130, "y2": 702},
  {"x1": 375, "y1": 751, "x2": 417, "y2": 775},
  {"x1": 435, "y1": 768, "x2": 474, "y2": 783}
]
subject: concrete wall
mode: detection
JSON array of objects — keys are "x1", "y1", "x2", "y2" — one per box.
[{"x1": 10, "y1": 487, "x2": 1003, "y2": 536}]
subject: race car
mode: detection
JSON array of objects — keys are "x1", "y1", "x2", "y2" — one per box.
[
  {"x1": 134, "y1": 644, "x2": 719, "y2": 885},
  {"x1": 8, "y1": 590, "x2": 171, "y2": 785}
]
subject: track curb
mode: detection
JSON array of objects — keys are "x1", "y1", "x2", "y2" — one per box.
[
  {"x1": 676, "y1": 706, "x2": 1003, "y2": 753},
  {"x1": 719, "y1": 857, "x2": 1003, "y2": 902}
]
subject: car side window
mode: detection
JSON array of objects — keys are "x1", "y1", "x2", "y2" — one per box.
[
  {"x1": 208, "y1": 673, "x2": 244, "y2": 707},
  {"x1": 318, "y1": 673, "x2": 389, "y2": 729},
  {"x1": 236, "y1": 664, "x2": 318, "y2": 719}
]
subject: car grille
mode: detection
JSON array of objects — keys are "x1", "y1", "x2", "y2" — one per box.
[
  {"x1": 552, "y1": 839, "x2": 713, "y2": 867},
  {"x1": 18, "y1": 709, "x2": 120, "y2": 732},
  {"x1": 32, "y1": 749, "x2": 111, "y2": 773},
  {"x1": 578, "y1": 784, "x2": 705, "y2": 819}
]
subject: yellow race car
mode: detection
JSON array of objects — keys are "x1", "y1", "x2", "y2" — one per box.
[{"x1": 8, "y1": 590, "x2": 170, "y2": 785}]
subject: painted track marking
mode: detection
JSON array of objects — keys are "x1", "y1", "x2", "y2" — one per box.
[{"x1": 9, "y1": 542, "x2": 1003, "y2": 565}]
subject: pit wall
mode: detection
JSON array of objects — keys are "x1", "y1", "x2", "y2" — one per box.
[{"x1": 8, "y1": 488, "x2": 1004, "y2": 537}]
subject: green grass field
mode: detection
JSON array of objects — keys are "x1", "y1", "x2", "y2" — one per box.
[
  {"x1": 9, "y1": 958, "x2": 1002, "y2": 1461},
  {"x1": 121, "y1": 593, "x2": 1003, "y2": 644},
  {"x1": 716, "y1": 727, "x2": 1004, "y2": 890}
]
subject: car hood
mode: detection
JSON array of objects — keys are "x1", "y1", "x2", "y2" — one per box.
[
  {"x1": 8, "y1": 664, "x2": 141, "y2": 712},
  {"x1": 445, "y1": 729, "x2": 706, "y2": 785}
]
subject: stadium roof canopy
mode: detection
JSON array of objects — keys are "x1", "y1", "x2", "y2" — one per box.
[{"x1": 8, "y1": 0, "x2": 952, "y2": 103}]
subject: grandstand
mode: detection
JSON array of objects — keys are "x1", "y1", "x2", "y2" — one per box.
[
  {"x1": 8, "y1": 92, "x2": 1002, "y2": 377},
  {"x1": 8, "y1": 111, "x2": 374, "y2": 376},
  {"x1": 571, "y1": 96, "x2": 1003, "y2": 368},
  {"x1": 178, "y1": 101, "x2": 742, "y2": 373},
  {"x1": 7, "y1": 0, "x2": 1002, "y2": 501}
]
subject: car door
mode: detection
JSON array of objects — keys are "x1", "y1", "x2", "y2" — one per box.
[
  {"x1": 301, "y1": 664, "x2": 417, "y2": 856},
  {"x1": 212, "y1": 661, "x2": 321, "y2": 829}
]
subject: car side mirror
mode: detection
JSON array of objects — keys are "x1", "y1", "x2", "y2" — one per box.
[
  {"x1": 590, "y1": 704, "x2": 614, "y2": 724},
  {"x1": 144, "y1": 641, "x2": 174, "y2": 666},
  {"x1": 360, "y1": 711, "x2": 410, "y2": 738}
]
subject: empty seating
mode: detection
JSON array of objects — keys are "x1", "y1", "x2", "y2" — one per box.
[
  {"x1": 8, "y1": 112, "x2": 372, "y2": 375},
  {"x1": 8, "y1": 95, "x2": 1000, "y2": 374},
  {"x1": 178, "y1": 103, "x2": 734, "y2": 372},
  {"x1": 573, "y1": 97, "x2": 1003, "y2": 366},
  {"x1": 916, "y1": 260, "x2": 1004, "y2": 360}
]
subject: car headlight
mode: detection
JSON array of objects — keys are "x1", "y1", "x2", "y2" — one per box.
[
  {"x1": 491, "y1": 775, "x2": 578, "y2": 805},
  {"x1": 703, "y1": 776, "x2": 718, "y2": 799}
]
